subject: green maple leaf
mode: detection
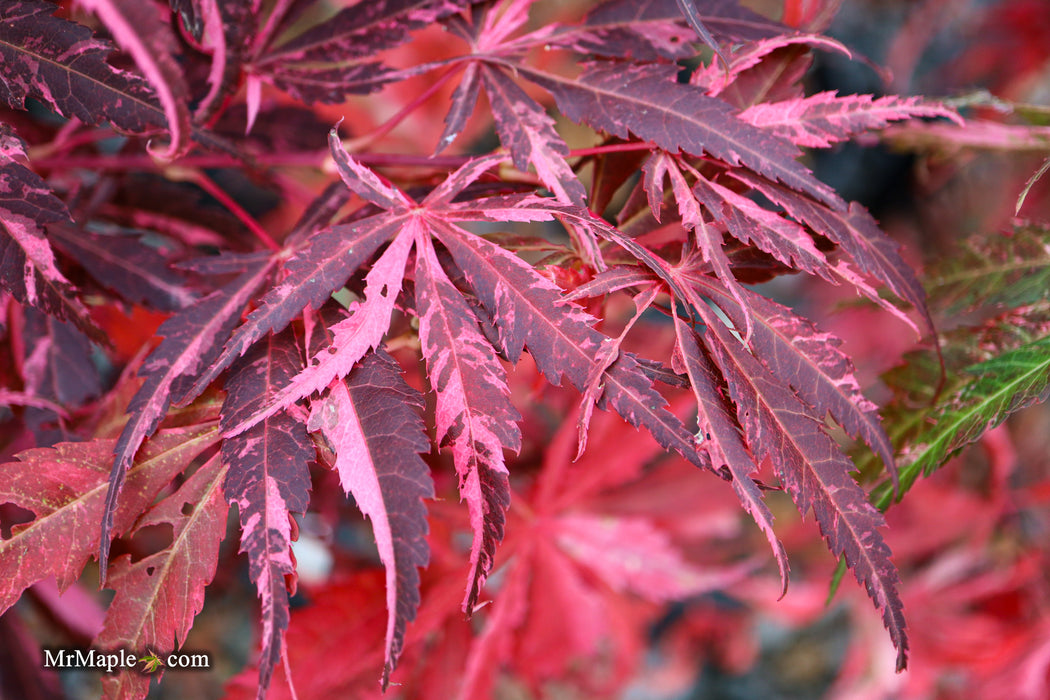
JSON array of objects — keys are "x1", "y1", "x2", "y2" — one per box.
[{"x1": 139, "y1": 651, "x2": 164, "y2": 673}]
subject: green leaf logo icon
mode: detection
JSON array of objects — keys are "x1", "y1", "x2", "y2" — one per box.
[{"x1": 139, "y1": 651, "x2": 164, "y2": 673}]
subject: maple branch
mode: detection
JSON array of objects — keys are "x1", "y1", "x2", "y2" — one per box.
[{"x1": 0, "y1": 1, "x2": 995, "y2": 691}]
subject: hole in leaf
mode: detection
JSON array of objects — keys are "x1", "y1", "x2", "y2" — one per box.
[
  {"x1": 0, "y1": 503, "x2": 35, "y2": 539},
  {"x1": 122, "y1": 523, "x2": 175, "y2": 561},
  {"x1": 181, "y1": 502, "x2": 194, "y2": 516}
]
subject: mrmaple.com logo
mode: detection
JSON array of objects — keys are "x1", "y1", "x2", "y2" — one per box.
[{"x1": 42, "y1": 648, "x2": 210, "y2": 673}]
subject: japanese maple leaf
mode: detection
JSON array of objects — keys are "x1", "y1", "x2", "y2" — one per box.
[
  {"x1": 738, "y1": 91, "x2": 961, "y2": 148},
  {"x1": 434, "y1": 3, "x2": 587, "y2": 205},
  {"x1": 0, "y1": 125, "x2": 95, "y2": 335},
  {"x1": 0, "y1": 1, "x2": 985, "y2": 697},
  {"x1": 513, "y1": 60, "x2": 842, "y2": 207},
  {"x1": 731, "y1": 170, "x2": 933, "y2": 334},
  {"x1": 550, "y1": 0, "x2": 784, "y2": 61},
  {"x1": 690, "y1": 291, "x2": 908, "y2": 670},
  {"x1": 250, "y1": 0, "x2": 473, "y2": 104},
  {"x1": 307, "y1": 350, "x2": 433, "y2": 688},
  {"x1": 101, "y1": 258, "x2": 274, "y2": 574},
  {"x1": 77, "y1": 0, "x2": 193, "y2": 158},
  {"x1": 568, "y1": 243, "x2": 910, "y2": 666},
  {"x1": 414, "y1": 232, "x2": 521, "y2": 612},
  {"x1": 0, "y1": 425, "x2": 220, "y2": 617},
  {"x1": 47, "y1": 224, "x2": 197, "y2": 312},
  {"x1": 220, "y1": 330, "x2": 313, "y2": 697},
  {"x1": 151, "y1": 132, "x2": 708, "y2": 685},
  {"x1": 0, "y1": 1, "x2": 170, "y2": 136},
  {"x1": 690, "y1": 33, "x2": 852, "y2": 100},
  {"x1": 19, "y1": 308, "x2": 102, "y2": 410},
  {"x1": 98, "y1": 454, "x2": 229, "y2": 699},
  {"x1": 479, "y1": 65, "x2": 587, "y2": 206},
  {"x1": 0, "y1": 1, "x2": 233, "y2": 153},
  {"x1": 224, "y1": 564, "x2": 476, "y2": 700}
]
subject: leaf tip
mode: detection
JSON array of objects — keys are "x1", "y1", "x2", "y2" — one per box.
[
  {"x1": 776, "y1": 568, "x2": 789, "y2": 601},
  {"x1": 245, "y1": 76, "x2": 263, "y2": 135}
]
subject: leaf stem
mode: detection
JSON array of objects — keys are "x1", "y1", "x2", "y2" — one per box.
[
  {"x1": 569, "y1": 142, "x2": 654, "y2": 159},
  {"x1": 342, "y1": 63, "x2": 466, "y2": 152},
  {"x1": 33, "y1": 151, "x2": 474, "y2": 172},
  {"x1": 191, "y1": 171, "x2": 280, "y2": 251},
  {"x1": 26, "y1": 125, "x2": 119, "y2": 162},
  {"x1": 32, "y1": 151, "x2": 323, "y2": 171}
]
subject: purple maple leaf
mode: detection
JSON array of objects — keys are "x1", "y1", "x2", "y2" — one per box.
[{"x1": 307, "y1": 350, "x2": 433, "y2": 689}]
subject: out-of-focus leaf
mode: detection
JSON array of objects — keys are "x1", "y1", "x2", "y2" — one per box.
[
  {"x1": 254, "y1": 0, "x2": 471, "y2": 103},
  {"x1": 873, "y1": 332, "x2": 1050, "y2": 510},
  {"x1": 0, "y1": 125, "x2": 94, "y2": 332},
  {"x1": 925, "y1": 224, "x2": 1050, "y2": 314},
  {"x1": 50, "y1": 225, "x2": 196, "y2": 312},
  {"x1": 553, "y1": 0, "x2": 783, "y2": 61}
]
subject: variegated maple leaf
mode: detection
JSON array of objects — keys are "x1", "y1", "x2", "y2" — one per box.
[
  {"x1": 307, "y1": 350, "x2": 433, "y2": 688},
  {"x1": 221, "y1": 330, "x2": 312, "y2": 697},
  {"x1": 205, "y1": 137, "x2": 712, "y2": 682},
  {"x1": 251, "y1": 0, "x2": 473, "y2": 104},
  {"x1": 738, "y1": 91, "x2": 961, "y2": 148},
  {"x1": 98, "y1": 453, "x2": 229, "y2": 699},
  {"x1": 101, "y1": 259, "x2": 274, "y2": 572},
  {"x1": 0, "y1": 125, "x2": 94, "y2": 334},
  {"x1": 76, "y1": 0, "x2": 193, "y2": 158},
  {"x1": 414, "y1": 232, "x2": 521, "y2": 612},
  {"x1": 690, "y1": 287, "x2": 908, "y2": 670},
  {"x1": 0, "y1": 2, "x2": 971, "y2": 696},
  {"x1": 0, "y1": 425, "x2": 220, "y2": 617},
  {"x1": 0, "y1": 1, "x2": 169, "y2": 135}
]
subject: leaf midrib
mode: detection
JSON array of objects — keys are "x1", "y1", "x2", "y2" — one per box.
[
  {"x1": 0, "y1": 36, "x2": 164, "y2": 123},
  {"x1": 903, "y1": 338, "x2": 1050, "y2": 482}
]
